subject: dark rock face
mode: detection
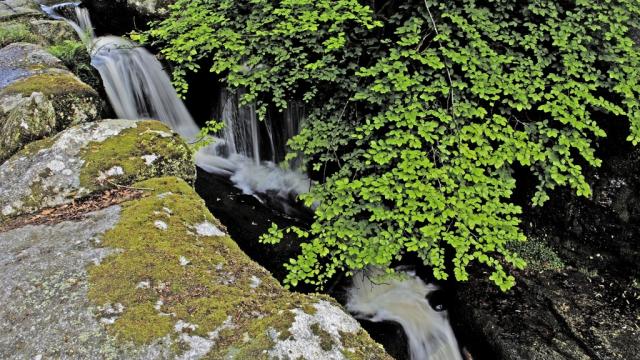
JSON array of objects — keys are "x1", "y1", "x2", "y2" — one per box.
[
  {"x1": 452, "y1": 149, "x2": 640, "y2": 360},
  {"x1": 82, "y1": 0, "x2": 175, "y2": 35}
]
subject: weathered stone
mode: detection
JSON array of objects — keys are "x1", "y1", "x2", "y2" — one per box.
[
  {"x1": 0, "y1": 0, "x2": 42, "y2": 21},
  {"x1": 0, "y1": 177, "x2": 389, "y2": 359},
  {"x1": 0, "y1": 42, "x2": 102, "y2": 162},
  {"x1": 0, "y1": 18, "x2": 79, "y2": 48},
  {"x1": 452, "y1": 148, "x2": 640, "y2": 360},
  {"x1": 0, "y1": 119, "x2": 194, "y2": 220}
]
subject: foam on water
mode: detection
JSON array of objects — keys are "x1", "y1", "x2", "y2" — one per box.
[
  {"x1": 41, "y1": 2, "x2": 310, "y2": 202},
  {"x1": 347, "y1": 268, "x2": 463, "y2": 360}
]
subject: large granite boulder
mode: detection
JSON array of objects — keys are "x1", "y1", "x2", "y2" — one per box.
[
  {"x1": 0, "y1": 106, "x2": 387, "y2": 360},
  {"x1": 0, "y1": 119, "x2": 194, "y2": 220},
  {"x1": 0, "y1": 42, "x2": 102, "y2": 163},
  {"x1": 0, "y1": 174, "x2": 389, "y2": 359}
]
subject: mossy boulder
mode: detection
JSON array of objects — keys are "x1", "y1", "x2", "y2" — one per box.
[
  {"x1": 0, "y1": 42, "x2": 102, "y2": 162},
  {"x1": 0, "y1": 119, "x2": 194, "y2": 221},
  {"x1": 0, "y1": 19, "x2": 79, "y2": 48},
  {"x1": 0, "y1": 176, "x2": 389, "y2": 359}
]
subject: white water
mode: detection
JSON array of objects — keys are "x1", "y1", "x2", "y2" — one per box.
[
  {"x1": 42, "y1": 2, "x2": 310, "y2": 200},
  {"x1": 347, "y1": 268, "x2": 463, "y2": 360}
]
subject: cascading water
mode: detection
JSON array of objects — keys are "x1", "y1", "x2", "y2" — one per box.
[
  {"x1": 42, "y1": 1, "x2": 310, "y2": 200},
  {"x1": 42, "y1": 5, "x2": 463, "y2": 358},
  {"x1": 347, "y1": 268, "x2": 463, "y2": 360}
]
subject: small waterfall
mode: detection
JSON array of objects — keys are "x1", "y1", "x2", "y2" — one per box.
[
  {"x1": 347, "y1": 268, "x2": 463, "y2": 360},
  {"x1": 42, "y1": 2, "x2": 310, "y2": 201},
  {"x1": 91, "y1": 36, "x2": 200, "y2": 139}
]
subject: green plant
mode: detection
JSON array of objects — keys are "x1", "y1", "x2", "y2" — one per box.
[
  {"x1": 189, "y1": 119, "x2": 224, "y2": 153},
  {"x1": 48, "y1": 40, "x2": 100, "y2": 90},
  {"x1": 0, "y1": 22, "x2": 37, "y2": 47},
  {"x1": 143, "y1": 0, "x2": 640, "y2": 291}
]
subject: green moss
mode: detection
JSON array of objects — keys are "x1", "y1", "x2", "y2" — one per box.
[
  {"x1": 0, "y1": 22, "x2": 37, "y2": 47},
  {"x1": 311, "y1": 323, "x2": 333, "y2": 351},
  {"x1": 48, "y1": 40, "x2": 101, "y2": 90},
  {"x1": 0, "y1": 72, "x2": 95, "y2": 97},
  {"x1": 508, "y1": 236, "x2": 565, "y2": 273},
  {"x1": 112, "y1": 303, "x2": 174, "y2": 343},
  {"x1": 88, "y1": 177, "x2": 287, "y2": 346},
  {"x1": 79, "y1": 121, "x2": 194, "y2": 191},
  {"x1": 339, "y1": 329, "x2": 392, "y2": 360},
  {"x1": 87, "y1": 176, "x2": 385, "y2": 357}
]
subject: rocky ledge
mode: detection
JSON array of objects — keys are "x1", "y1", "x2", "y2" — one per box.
[{"x1": 0, "y1": 122, "x2": 388, "y2": 358}]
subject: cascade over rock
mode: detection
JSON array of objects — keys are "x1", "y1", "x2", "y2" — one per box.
[{"x1": 0, "y1": 1, "x2": 391, "y2": 358}]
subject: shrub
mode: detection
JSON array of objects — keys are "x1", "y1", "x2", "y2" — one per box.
[
  {"x1": 142, "y1": 0, "x2": 640, "y2": 291},
  {"x1": 48, "y1": 40, "x2": 100, "y2": 90}
]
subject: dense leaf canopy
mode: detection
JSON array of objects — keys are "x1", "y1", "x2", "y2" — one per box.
[{"x1": 140, "y1": 0, "x2": 640, "y2": 290}]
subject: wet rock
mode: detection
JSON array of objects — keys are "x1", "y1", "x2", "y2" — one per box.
[
  {"x1": 452, "y1": 148, "x2": 640, "y2": 360},
  {"x1": 86, "y1": 0, "x2": 174, "y2": 19},
  {"x1": 82, "y1": 0, "x2": 174, "y2": 34},
  {"x1": 0, "y1": 42, "x2": 102, "y2": 162},
  {"x1": 0, "y1": 177, "x2": 390, "y2": 359},
  {"x1": 0, "y1": 119, "x2": 194, "y2": 220}
]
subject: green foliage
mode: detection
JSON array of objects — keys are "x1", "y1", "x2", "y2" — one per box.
[
  {"x1": 507, "y1": 235, "x2": 564, "y2": 273},
  {"x1": 144, "y1": 0, "x2": 640, "y2": 291},
  {"x1": 48, "y1": 40, "x2": 101, "y2": 90},
  {"x1": 189, "y1": 119, "x2": 225, "y2": 153},
  {"x1": 0, "y1": 22, "x2": 36, "y2": 47}
]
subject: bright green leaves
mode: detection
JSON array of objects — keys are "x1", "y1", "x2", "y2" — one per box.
[{"x1": 148, "y1": 0, "x2": 640, "y2": 292}]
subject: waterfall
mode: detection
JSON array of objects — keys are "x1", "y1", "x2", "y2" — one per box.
[
  {"x1": 42, "y1": 2, "x2": 310, "y2": 201},
  {"x1": 347, "y1": 268, "x2": 463, "y2": 360}
]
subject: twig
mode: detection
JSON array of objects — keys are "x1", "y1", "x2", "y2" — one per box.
[{"x1": 105, "y1": 179, "x2": 154, "y2": 191}]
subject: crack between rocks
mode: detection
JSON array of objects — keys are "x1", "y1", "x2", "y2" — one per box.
[{"x1": 546, "y1": 297, "x2": 604, "y2": 360}]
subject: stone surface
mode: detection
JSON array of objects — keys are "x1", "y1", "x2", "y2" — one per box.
[
  {"x1": 0, "y1": 206, "x2": 172, "y2": 359},
  {"x1": 0, "y1": 42, "x2": 102, "y2": 162},
  {"x1": 0, "y1": 177, "x2": 390, "y2": 359},
  {"x1": 0, "y1": 119, "x2": 194, "y2": 220},
  {"x1": 452, "y1": 148, "x2": 640, "y2": 360},
  {"x1": 0, "y1": 0, "x2": 41, "y2": 21}
]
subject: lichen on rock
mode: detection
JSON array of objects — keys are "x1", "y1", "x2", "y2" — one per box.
[
  {"x1": 0, "y1": 42, "x2": 102, "y2": 162},
  {"x1": 87, "y1": 176, "x2": 389, "y2": 359},
  {"x1": 0, "y1": 119, "x2": 193, "y2": 221}
]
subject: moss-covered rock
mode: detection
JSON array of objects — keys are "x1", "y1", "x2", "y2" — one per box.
[
  {"x1": 86, "y1": 176, "x2": 389, "y2": 359},
  {"x1": 0, "y1": 0, "x2": 42, "y2": 22},
  {"x1": 0, "y1": 42, "x2": 102, "y2": 162},
  {"x1": 0, "y1": 119, "x2": 194, "y2": 221},
  {"x1": 0, "y1": 176, "x2": 389, "y2": 359},
  {"x1": 0, "y1": 18, "x2": 79, "y2": 48}
]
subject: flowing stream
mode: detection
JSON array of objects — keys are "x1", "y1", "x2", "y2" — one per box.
[
  {"x1": 347, "y1": 268, "x2": 463, "y2": 360},
  {"x1": 42, "y1": 1, "x2": 310, "y2": 200},
  {"x1": 43, "y1": 3, "x2": 463, "y2": 359}
]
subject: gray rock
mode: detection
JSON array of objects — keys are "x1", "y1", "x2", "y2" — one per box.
[
  {"x1": 0, "y1": 176, "x2": 389, "y2": 359},
  {"x1": 0, "y1": 206, "x2": 176, "y2": 359},
  {"x1": 0, "y1": 119, "x2": 194, "y2": 220},
  {"x1": 0, "y1": 42, "x2": 102, "y2": 162},
  {"x1": 0, "y1": 0, "x2": 41, "y2": 21}
]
